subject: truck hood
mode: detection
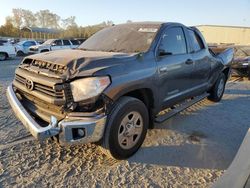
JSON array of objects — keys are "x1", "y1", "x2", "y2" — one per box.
[{"x1": 23, "y1": 49, "x2": 136, "y2": 80}]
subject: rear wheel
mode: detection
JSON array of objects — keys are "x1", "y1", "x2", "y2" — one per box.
[
  {"x1": 100, "y1": 96, "x2": 149, "y2": 160},
  {"x1": 0, "y1": 53, "x2": 7, "y2": 61},
  {"x1": 17, "y1": 51, "x2": 25, "y2": 56},
  {"x1": 208, "y1": 73, "x2": 226, "y2": 102}
]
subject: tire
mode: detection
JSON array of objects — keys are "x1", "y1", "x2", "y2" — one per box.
[
  {"x1": 0, "y1": 52, "x2": 7, "y2": 61},
  {"x1": 17, "y1": 51, "x2": 25, "y2": 56},
  {"x1": 100, "y1": 96, "x2": 149, "y2": 160},
  {"x1": 208, "y1": 73, "x2": 226, "y2": 102}
]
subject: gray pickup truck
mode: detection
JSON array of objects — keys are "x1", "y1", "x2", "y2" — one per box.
[{"x1": 7, "y1": 22, "x2": 233, "y2": 159}]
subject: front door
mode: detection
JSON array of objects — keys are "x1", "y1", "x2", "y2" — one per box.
[{"x1": 156, "y1": 26, "x2": 194, "y2": 109}]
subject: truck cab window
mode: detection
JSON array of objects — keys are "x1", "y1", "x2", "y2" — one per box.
[
  {"x1": 63, "y1": 40, "x2": 71, "y2": 46},
  {"x1": 54, "y1": 40, "x2": 62, "y2": 46},
  {"x1": 159, "y1": 27, "x2": 187, "y2": 56},
  {"x1": 188, "y1": 30, "x2": 205, "y2": 52},
  {"x1": 70, "y1": 40, "x2": 80, "y2": 45}
]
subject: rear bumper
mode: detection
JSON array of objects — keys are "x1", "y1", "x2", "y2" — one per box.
[{"x1": 6, "y1": 84, "x2": 107, "y2": 144}]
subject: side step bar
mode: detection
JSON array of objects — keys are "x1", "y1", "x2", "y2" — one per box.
[{"x1": 155, "y1": 93, "x2": 209, "y2": 123}]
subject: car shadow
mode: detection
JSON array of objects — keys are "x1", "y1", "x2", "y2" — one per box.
[
  {"x1": 128, "y1": 94, "x2": 250, "y2": 171},
  {"x1": 129, "y1": 143, "x2": 231, "y2": 170},
  {"x1": 224, "y1": 89, "x2": 250, "y2": 95}
]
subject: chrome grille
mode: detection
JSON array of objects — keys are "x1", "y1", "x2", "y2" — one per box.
[
  {"x1": 32, "y1": 60, "x2": 66, "y2": 74},
  {"x1": 15, "y1": 74, "x2": 65, "y2": 99}
]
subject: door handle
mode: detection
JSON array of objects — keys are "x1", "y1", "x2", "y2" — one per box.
[
  {"x1": 159, "y1": 67, "x2": 167, "y2": 73},
  {"x1": 185, "y1": 59, "x2": 194, "y2": 65}
]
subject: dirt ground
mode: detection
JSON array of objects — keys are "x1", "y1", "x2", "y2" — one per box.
[{"x1": 0, "y1": 58, "x2": 250, "y2": 187}]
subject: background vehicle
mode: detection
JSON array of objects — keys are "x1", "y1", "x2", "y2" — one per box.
[
  {"x1": 231, "y1": 46, "x2": 250, "y2": 79},
  {"x1": 0, "y1": 39, "x2": 16, "y2": 61},
  {"x1": 16, "y1": 40, "x2": 39, "y2": 56},
  {"x1": 7, "y1": 22, "x2": 233, "y2": 159},
  {"x1": 29, "y1": 39, "x2": 80, "y2": 53},
  {"x1": 69, "y1": 39, "x2": 82, "y2": 47},
  {"x1": 75, "y1": 38, "x2": 86, "y2": 44}
]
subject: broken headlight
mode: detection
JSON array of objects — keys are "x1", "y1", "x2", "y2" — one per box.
[{"x1": 70, "y1": 77, "x2": 110, "y2": 102}]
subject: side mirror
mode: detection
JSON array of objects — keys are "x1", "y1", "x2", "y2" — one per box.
[
  {"x1": 158, "y1": 49, "x2": 172, "y2": 57},
  {"x1": 51, "y1": 43, "x2": 56, "y2": 46}
]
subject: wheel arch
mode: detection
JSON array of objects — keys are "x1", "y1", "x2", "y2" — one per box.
[
  {"x1": 0, "y1": 52, "x2": 8, "y2": 60},
  {"x1": 222, "y1": 67, "x2": 231, "y2": 81},
  {"x1": 114, "y1": 88, "x2": 156, "y2": 129}
]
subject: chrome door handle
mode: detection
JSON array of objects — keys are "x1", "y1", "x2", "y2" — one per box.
[{"x1": 159, "y1": 67, "x2": 167, "y2": 73}]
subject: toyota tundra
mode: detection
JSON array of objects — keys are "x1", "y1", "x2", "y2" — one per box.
[{"x1": 7, "y1": 22, "x2": 233, "y2": 159}]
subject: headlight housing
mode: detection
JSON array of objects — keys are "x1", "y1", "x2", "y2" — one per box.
[{"x1": 70, "y1": 76, "x2": 111, "y2": 102}]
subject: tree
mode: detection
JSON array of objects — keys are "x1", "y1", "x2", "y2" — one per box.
[
  {"x1": 61, "y1": 16, "x2": 77, "y2": 29},
  {"x1": 61, "y1": 16, "x2": 79, "y2": 38},
  {"x1": 0, "y1": 17, "x2": 19, "y2": 37},
  {"x1": 22, "y1": 9, "x2": 36, "y2": 27},
  {"x1": 35, "y1": 10, "x2": 60, "y2": 28},
  {"x1": 12, "y1": 8, "x2": 23, "y2": 28},
  {"x1": 0, "y1": 8, "x2": 112, "y2": 39}
]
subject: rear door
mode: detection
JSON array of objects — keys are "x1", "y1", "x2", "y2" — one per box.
[
  {"x1": 156, "y1": 26, "x2": 194, "y2": 109},
  {"x1": 187, "y1": 29, "x2": 211, "y2": 90},
  {"x1": 51, "y1": 40, "x2": 63, "y2": 51}
]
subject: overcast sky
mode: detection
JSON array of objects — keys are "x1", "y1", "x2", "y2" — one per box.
[{"x1": 0, "y1": 0, "x2": 250, "y2": 27}]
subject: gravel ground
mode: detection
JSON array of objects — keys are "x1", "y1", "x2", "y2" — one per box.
[{"x1": 0, "y1": 58, "x2": 250, "y2": 187}]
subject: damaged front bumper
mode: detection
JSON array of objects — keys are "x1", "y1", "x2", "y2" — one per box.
[{"x1": 6, "y1": 84, "x2": 107, "y2": 144}]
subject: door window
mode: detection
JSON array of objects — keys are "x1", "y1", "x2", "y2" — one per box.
[
  {"x1": 188, "y1": 30, "x2": 205, "y2": 52},
  {"x1": 54, "y1": 40, "x2": 62, "y2": 46},
  {"x1": 159, "y1": 27, "x2": 187, "y2": 56},
  {"x1": 70, "y1": 39, "x2": 80, "y2": 45},
  {"x1": 63, "y1": 40, "x2": 71, "y2": 46},
  {"x1": 24, "y1": 41, "x2": 36, "y2": 47}
]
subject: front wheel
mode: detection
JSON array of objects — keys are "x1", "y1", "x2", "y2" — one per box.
[
  {"x1": 0, "y1": 53, "x2": 7, "y2": 61},
  {"x1": 208, "y1": 73, "x2": 226, "y2": 102},
  {"x1": 17, "y1": 51, "x2": 25, "y2": 56},
  {"x1": 100, "y1": 96, "x2": 149, "y2": 160}
]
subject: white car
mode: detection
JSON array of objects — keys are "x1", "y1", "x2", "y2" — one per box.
[
  {"x1": 16, "y1": 40, "x2": 39, "y2": 56},
  {"x1": 0, "y1": 39, "x2": 16, "y2": 61},
  {"x1": 29, "y1": 39, "x2": 80, "y2": 54}
]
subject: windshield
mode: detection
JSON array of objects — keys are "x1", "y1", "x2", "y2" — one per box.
[
  {"x1": 79, "y1": 23, "x2": 161, "y2": 53},
  {"x1": 43, "y1": 39, "x2": 55, "y2": 45}
]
